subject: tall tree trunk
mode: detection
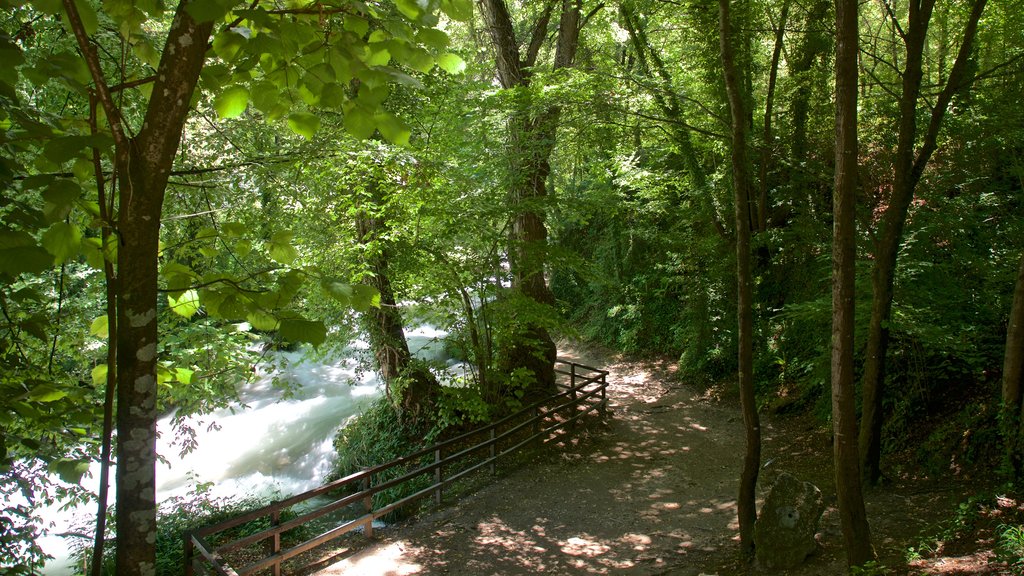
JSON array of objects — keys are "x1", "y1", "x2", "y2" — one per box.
[
  {"x1": 1002, "y1": 252, "x2": 1024, "y2": 476},
  {"x1": 478, "y1": 0, "x2": 581, "y2": 396},
  {"x1": 355, "y1": 186, "x2": 439, "y2": 423},
  {"x1": 858, "y1": 0, "x2": 988, "y2": 485},
  {"x1": 64, "y1": 1, "x2": 213, "y2": 572},
  {"x1": 718, "y1": 0, "x2": 760, "y2": 557},
  {"x1": 833, "y1": 0, "x2": 875, "y2": 566}
]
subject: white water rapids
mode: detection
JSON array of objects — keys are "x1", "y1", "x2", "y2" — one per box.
[{"x1": 38, "y1": 326, "x2": 452, "y2": 575}]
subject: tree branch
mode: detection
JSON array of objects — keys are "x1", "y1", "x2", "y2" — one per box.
[{"x1": 61, "y1": 0, "x2": 129, "y2": 150}]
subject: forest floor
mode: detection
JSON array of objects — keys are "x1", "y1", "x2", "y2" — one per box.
[{"x1": 307, "y1": 342, "x2": 1013, "y2": 575}]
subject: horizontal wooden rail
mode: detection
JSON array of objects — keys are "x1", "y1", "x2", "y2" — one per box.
[{"x1": 186, "y1": 359, "x2": 608, "y2": 576}]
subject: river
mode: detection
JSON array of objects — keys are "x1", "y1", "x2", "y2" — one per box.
[{"x1": 39, "y1": 326, "x2": 451, "y2": 575}]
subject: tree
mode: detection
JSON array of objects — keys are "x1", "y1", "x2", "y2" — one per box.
[
  {"x1": 3, "y1": 0, "x2": 468, "y2": 571},
  {"x1": 1002, "y1": 251, "x2": 1024, "y2": 475},
  {"x1": 476, "y1": 0, "x2": 581, "y2": 395},
  {"x1": 832, "y1": 0, "x2": 874, "y2": 566},
  {"x1": 717, "y1": 0, "x2": 760, "y2": 556},
  {"x1": 858, "y1": 0, "x2": 988, "y2": 485},
  {"x1": 352, "y1": 154, "x2": 440, "y2": 422}
]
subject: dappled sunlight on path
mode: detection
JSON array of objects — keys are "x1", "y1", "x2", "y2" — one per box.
[{"x1": 312, "y1": 343, "x2": 748, "y2": 575}]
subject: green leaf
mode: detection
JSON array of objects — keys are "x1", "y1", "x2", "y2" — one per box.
[
  {"x1": 221, "y1": 222, "x2": 246, "y2": 237},
  {"x1": 437, "y1": 52, "x2": 466, "y2": 75},
  {"x1": 343, "y1": 15, "x2": 369, "y2": 37},
  {"x1": 416, "y1": 28, "x2": 450, "y2": 50},
  {"x1": 321, "y1": 279, "x2": 353, "y2": 306},
  {"x1": 185, "y1": 0, "x2": 231, "y2": 22},
  {"x1": 31, "y1": 0, "x2": 61, "y2": 14},
  {"x1": 174, "y1": 367, "x2": 194, "y2": 385},
  {"x1": 441, "y1": 0, "x2": 473, "y2": 21},
  {"x1": 234, "y1": 239, "x2": 253, "y2": 257},
  {"x1": 52, "y1": 458, "x2": 90, "y2": 485},
  {"x1": 91, "y1": 364, "x2": 107, "y2": 387},
  {"x1": 320, "y1": 82, "x2": 346, "y2": 108},
  {"x1": 365, "y1": 45, "x2": 391, "y2": 67},
  {"x1": 212, "y1": 28, "x2": 247, "y2": 61},
  {"x1": 90, "y1": 315, "x2": 108, "y2": 338},
  {"x1": 395, "y1": 0, "x2": 426, "y2": 19},
  {"x1": 287, "y1": 112, "x2": 320, "y2": 139},
  {"x1": 28, "y1": 383, "x2": 67, "y2": 403},
  {"x1": 41, "y1": 222, "x2": 82, "y2": 263},
  {"x1": 267, "y1": 230, "x2": 299, "y2": 264},
  {"x1": 401, "y1": 47, "x2": 435, "y2": 74},
  {"x1": 214, "y1": 85, "x2": 250, "y2": 119},
  {"x1": 344, "y1": 104, "x2": 376, "y2": 140},
  {"x1": 168, "y1": 289, "x2": 201, "y2": 319},
  {"x1": 43, "y1": 135, "x2": 90, "y2": 164},
  {"x1": 375, "y1": 112, "x2": 411, "y2": 146},
  {"x1": 279, "y1": 318, "x2": 327, "y2": 347},
  {"x1": 41, "y1": 179, "x2": 81, "y2": 222},
  {"x1": 247, "y1": 310, "x2": 279, "y2": 331},
  {"x1": 0, "y1": 239, "x2": 53, "y2": 276},
  {"x1": 350, "y1": 284, "x2": 381, "y2": 312}
]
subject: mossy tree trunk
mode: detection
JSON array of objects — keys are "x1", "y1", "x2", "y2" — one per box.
[
  {"x1": 355, "y1": 184, "x2": 439, "y2": 423},
  {"x1": 478, "y1": 0, "x2": 581, "y2": 397}
]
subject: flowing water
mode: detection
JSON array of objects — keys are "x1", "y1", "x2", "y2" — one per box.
[{"x1": 39, "y1": 326, "x2": 452, "y2": 575}]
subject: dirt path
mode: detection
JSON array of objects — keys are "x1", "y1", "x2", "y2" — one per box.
[{"x1": 311, "y1": 345, "x2": 1002, "y2": 575}]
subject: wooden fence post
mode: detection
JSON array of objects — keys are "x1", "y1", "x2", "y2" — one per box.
[
  {"x1": 184, "y1": 532, "x2": 194, "y2": 576},
  {"x1": 600, "y1": 372, "x2": 608, "y2": 417},
  {"x1": 489, "y1": 428, "x2": 496, "y2": 474},
  {"x1": 270, "y1": 509, "x2": 281, "y2": 576},
  {"x1": 434, "y1": 448, "x2": 443, "y2": 505},
  {"x1": 362, "y1": 471, "x2": 374, "y2": 538}
]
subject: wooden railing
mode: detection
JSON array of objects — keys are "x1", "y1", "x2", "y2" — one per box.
[{"x1": 185, "y1": 359, "x2": 608, "y2": 576}]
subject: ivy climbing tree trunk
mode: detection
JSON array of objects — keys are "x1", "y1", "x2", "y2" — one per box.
[
  {"x1": 63, "y1": 0, "x2": 214, "y2": 572},
  {"x1": 858, "y1": 0, "x2": 988, "y2": 485},
  {"x1": 1002, "y1": 251, "x2": 1024, "y2": 476},
  {"x1": 718, "y1": 0, "x2": 760, "y2": 557},
  {"x1": 355, "y1": 185, "x2": 439, "y2": 423},
  {"x1": 832, "y1": 0, "x2": 874, "y2": 566},
  {"x1": 477, "y1": 0, "x2": 580, "y2": 395},
  {"x1": 619, "y1": 0, "x2": 726, "y2": 238}
]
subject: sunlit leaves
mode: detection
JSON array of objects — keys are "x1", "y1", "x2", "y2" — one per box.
[
  {"x1": 214, "y1": 85, "x2": 249, "y2": 119},
  {"x1": 436, "y1": 52, "x2": 466, "y2": 75},
  {"x1": 92, "y1": 364, "x2": 108, "y2": 387},
  {"x1": 286, "y1": 112, "x2": 320, "y2": 139},
  {"x1": 27, "y1": 383, "x2": 67, "y2": 403},
  {"x1": 90, "y1": 315, "x2": 108, "y2": 338},
  {"x1": 267, "y1": 230, "x2": 299, "y2": 264},
  {"x1": 212, "y1": 28, "x2": 248, "y2": 62},
  {"x1": 376, "y1": 111, "x2": 411, "y2": 146},
  {"x1": 168, "y1": 289, "x2": 201, "y2": 319},
  {"x1": 441, "y1": 0, "x2": 473, "y2": 21},
  {"x1": 41, "y1": 222, "x2": 82, "y2": 264}
]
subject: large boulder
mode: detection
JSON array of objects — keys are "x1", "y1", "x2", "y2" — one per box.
[{"x1": 754, "y1": 472, "x2": 824, "y2": 570}]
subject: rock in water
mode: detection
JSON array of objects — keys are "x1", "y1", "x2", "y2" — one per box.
[{"x1": 754, "y1": 472, "x2": 824, "y2": 569}]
